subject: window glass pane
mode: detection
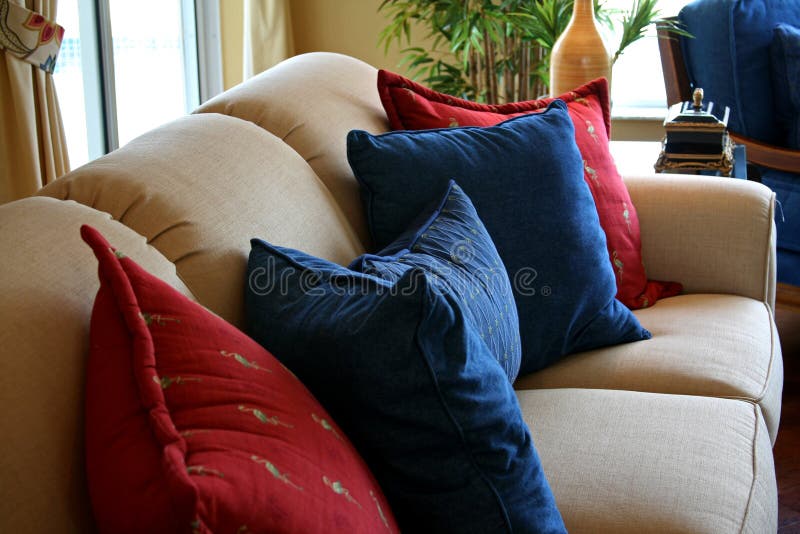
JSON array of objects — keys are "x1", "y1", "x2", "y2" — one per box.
[
  {"x1": 53, "y1": 0, "x2": 89, "y2": 167},
  {"x1": 108, "y1": 0, "x2": 190, "y2": 147},
  {"x1": 610, "y1": 27, "x2": 666, "y2": 114},
  {"x1": 603, "y1": 0, "x2": 690, "y2": 115}
]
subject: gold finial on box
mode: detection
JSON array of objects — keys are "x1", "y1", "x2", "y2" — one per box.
[{"x1": 692, "y1": 88, "x2": 704, "y2": 111}]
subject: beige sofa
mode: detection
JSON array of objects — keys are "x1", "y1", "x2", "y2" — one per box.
[{"x1": 0, "y1": 52, "x2": 782, "y2": 533}]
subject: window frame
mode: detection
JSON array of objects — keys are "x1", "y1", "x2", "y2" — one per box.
[{"x1": 74, "y1": 0, "x2": 222, "y2": 159}]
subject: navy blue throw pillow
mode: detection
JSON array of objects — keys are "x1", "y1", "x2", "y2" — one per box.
[
  {"x1": 245, "y1": 238, "x2": 565, "y2": 531},
  {"x1": 350, "y1": 180, "x2": 521, "y2": 382},
  {"x1": 347, "y1": 101, "x2": 650, "y2": 375}
]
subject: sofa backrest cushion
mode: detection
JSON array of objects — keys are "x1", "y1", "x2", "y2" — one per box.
[
  {"x1": 195, "y1": 53, "x2": 389, "y2": 248},
  {"x1": 680, "y1": 0, "x2": 800, "y2": 144},
  {"x1": 39, "y1": 113, "x2": 364, "y2": 329},
  {"x1": 0, "y1": 197, "x2": 195, "y2": 534}
]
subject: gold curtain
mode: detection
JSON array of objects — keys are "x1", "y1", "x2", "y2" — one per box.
[
  {"x1": 0, "y1": 0, "x2": 68, "y2": 204},
  {"x1": 243, "y1": 0, "x2": 294, "y2": 80}
]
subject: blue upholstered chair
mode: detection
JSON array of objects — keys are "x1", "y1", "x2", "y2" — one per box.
[{"x1": 658, "y1": 0, "x2": 800, "y2": 289}]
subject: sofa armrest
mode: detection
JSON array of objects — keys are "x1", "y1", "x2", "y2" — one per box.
[{"x1": 623, "y1": 174, "x2": 777, "y2": 309}]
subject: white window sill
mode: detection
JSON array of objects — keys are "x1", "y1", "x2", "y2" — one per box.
[{"x1": 611, "y1": 105, "x2": 668, "y2": 122}]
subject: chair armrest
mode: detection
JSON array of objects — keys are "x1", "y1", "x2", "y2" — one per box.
[
  {"x1": 624, "y1": 174, "x2": 777, "y2": 309},
  {"x1": 657, "y1": 19, "x2": 691, "y2": 107},
  {"x1": 729, "y1": 133, "x2": 800, "y2": 173}
]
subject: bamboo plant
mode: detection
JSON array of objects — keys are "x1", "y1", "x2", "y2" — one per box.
[{"x1": 378, "y1": 0, "x2": 688, "y2": 103}]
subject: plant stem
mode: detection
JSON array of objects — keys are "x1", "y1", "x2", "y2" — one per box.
[{"x1": 484, "y1": 29, "x2": 495, "y2": 103}]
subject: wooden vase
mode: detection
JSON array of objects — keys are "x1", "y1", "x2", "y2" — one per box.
[{"x1": 549, "y1": 0, "x2": 611, "y2": 97}]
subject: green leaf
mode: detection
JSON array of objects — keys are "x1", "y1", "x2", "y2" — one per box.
[{"x1": 376, "y1": 0, "x2": 690, "y2": 102}]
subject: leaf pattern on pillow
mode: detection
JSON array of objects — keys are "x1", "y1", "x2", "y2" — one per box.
[
  {"x1": 251, "y1": 455, "x2": 303, "y2": 491},
  {"x1": 586, "y1": 120, "x2": 599, "y2": 143},
  {"x1": 139, "y1": 312, "x2": 180, "y2": 326},
  {"x1": 623, "y1": 202, "x2": 632, "y2": 234},
  {"x1": 187, "y1": 465, "x2": 225, "y2": 478},
  {"x1": 239, "y1": 405, "x2": 293, "y2": 428},
  {"x1": 584, "y1": 160, "x2": 600, "y2": 188},
  {"x1": 324, "y1": 476, "x2": 362, "y2": 508},
  {"x1": 154, "y1": 375, "x2": 202, "y2": 389},
  {"x1": 220, "y1": 350, "x2": 271, "y2": 372},
  {"x1": 371, "y1": 491, "x2": 391, "y2": 529},
  {"x1": 612, "y1": 250, "x2": 624, "y2": 279},
  {"x1": 312, "y1": 413, "x2": 343, "y2": 441}
]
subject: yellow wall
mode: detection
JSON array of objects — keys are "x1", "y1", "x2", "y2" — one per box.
[
  {"x1": 290, "y1": 0, "x2": 413, "y2": 73},
  {"x1": 218, "y1": 0, "x2": 662, "y2": 139},
  {"x1": 219, "y1": 0, "x2": 416, "y2": 90},
  {"x1": 220, "y1": 0, "x2": 244, "y2": 89}
]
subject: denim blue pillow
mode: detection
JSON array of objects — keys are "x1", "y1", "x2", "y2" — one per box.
[
  {"x1": 770, "y1": 23, "x2": 800, "y2": 149},
  {"x1": 349, "y1": 180, "x2": 521, "y2": 382},
  {"x1": 245, "y1": 242, "x2": 566, "y2": 533},
  {"x1": 347, "y1": 101, "x2": 650, "y2": 375}
]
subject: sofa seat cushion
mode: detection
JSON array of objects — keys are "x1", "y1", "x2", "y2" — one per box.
[
  {"x1": 517, "y1": 388, "x2": 777, "y2": 533},
  {"x1": 514, "y1": 294, "x2": 782, "y2": 443}
]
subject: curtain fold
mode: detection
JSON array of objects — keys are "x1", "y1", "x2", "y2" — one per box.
[
  {"x1": 0, "y1": 0, "x2": 68, "y2": 204},
  {"x1": 243, "y1": 0, "x2": 294, "y2": 80}
]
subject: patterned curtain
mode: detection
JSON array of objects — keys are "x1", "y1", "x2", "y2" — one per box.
[
  {"x1": 243, "y1": 0, "x2": 294, "y2": 80},
  {"x1": 0, "y1": 0, "x2": 68, "y2": 204}
]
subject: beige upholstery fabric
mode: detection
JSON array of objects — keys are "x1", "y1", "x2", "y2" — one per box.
[
  {"x1": 515, "y1": 294, "x2": 783, "y2": 444},
  {"x1": 195, "y1": 52, "x2": 389, "y2": 246},
  {"x1": 0, "y1": 51, "x2": 779, "y2": 534},
  {"x1": 39, "y1": 113, "x2": 364, "y2": 328},
  {"x1": 624, "y1": 174, "x2": 776, "y2": 309},
  {"x1": 0, "y1": 197, "x2": 193, "y2": 534},
  {"x1": 518, "y1": 388, "x2": 777, "y2": 533}
]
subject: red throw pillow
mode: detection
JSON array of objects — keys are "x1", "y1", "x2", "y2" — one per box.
[
  {"x1": 378, "y1": 70, "x2": 682, "y2": 309},
  {"x1": 81, "y1": 225, "x2": 398, "y2": 534}
]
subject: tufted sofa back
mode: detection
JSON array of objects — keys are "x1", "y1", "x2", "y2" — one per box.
[
  {"x1": 195, "y1": 52, "x2": 391, "y2": 246},
  {"x1": 0, "y1": 53, "x2": 384, "y2": 533}
]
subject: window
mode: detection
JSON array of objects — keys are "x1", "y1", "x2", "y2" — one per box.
[
  {"x1": 53, "y1": 0, "x2": 222, "y2": 167},
  {"x1": 604, "y1": 0, "x2": 690, "y2": 119}
]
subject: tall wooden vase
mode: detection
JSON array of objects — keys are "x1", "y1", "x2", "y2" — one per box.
[{"x1": 549, "y1": 0, "x2": 611, "y2": 97}]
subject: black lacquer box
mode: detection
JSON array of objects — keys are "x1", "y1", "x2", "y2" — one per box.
[{"x1": 655, "y1": 88, "x2": 734, "y2": 176}]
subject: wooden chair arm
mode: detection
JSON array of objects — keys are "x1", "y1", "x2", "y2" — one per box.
[
  {"x1": 729, "y1": 133, "x2": 800, "y2": 173},
  {"x1": 657, "y1": 19, "x2": 692, "y2": 106}
]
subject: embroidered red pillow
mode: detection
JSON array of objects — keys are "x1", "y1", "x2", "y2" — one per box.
[
  {"x1": 378, "y1": 70, "x2": 681, "y2": 308},
  {"x1": 81, "y1": 225, "x2": 397, "y2": 534}
]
